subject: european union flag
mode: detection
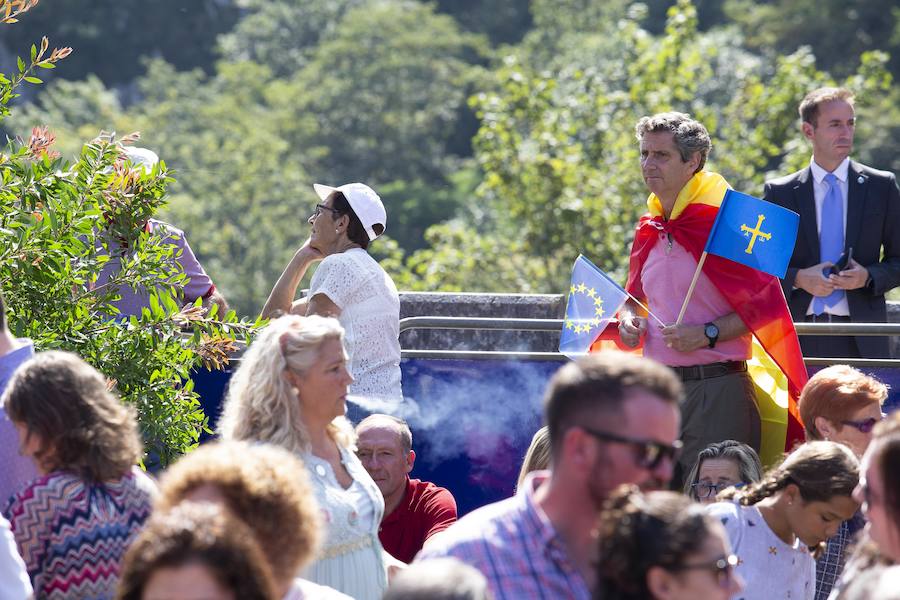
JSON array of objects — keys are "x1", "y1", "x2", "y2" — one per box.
[
  {"x1": 559, "y1": 255, "x2": 629, "y2": 359},
  {"x1": 704, "y1": 189, "x2": 800, "y2": 278}
]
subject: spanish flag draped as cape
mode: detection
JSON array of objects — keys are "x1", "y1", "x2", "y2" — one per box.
[{"x1": 598, "y1": 172, "x2": 806, "y2": 465}]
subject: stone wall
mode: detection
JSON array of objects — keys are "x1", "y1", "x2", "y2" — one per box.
[{"x1": 400, "y1": 291, "x2": 900, "y2": 356}]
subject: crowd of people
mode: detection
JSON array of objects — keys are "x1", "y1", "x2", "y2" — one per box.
[{"x1": 0, "y1": 83, "x2": 899, "y2": 600}]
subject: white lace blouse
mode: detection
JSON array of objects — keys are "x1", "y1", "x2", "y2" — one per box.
[{"x1": 309, "y1": 249, "x2": 403, "y2": 402}]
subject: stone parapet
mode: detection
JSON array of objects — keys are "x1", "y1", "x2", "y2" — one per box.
[{"x1": 400, "y1": 291, "x2": 900, "y2": 356}]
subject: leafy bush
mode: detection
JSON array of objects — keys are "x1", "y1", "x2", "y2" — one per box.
[{"x1": 0, "y1": 5, "x2": 260, "y2": 466}]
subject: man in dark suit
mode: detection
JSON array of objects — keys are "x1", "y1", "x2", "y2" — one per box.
[{"x1": 764, "y1": 87, "x2": 900, "y2": 358}]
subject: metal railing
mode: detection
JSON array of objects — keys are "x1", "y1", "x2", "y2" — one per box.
[{"x1": 399, "y1": 316, "x2": 900, "y2": 366}]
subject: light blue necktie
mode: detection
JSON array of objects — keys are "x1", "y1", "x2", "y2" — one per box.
[{"x1": 812, "y1": 172, "x2": 845, "y2": 315}]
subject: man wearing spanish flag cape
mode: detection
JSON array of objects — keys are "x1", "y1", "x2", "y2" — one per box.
[{"x1": 617, "y1": 112, "x2": 807, "y2": 485}]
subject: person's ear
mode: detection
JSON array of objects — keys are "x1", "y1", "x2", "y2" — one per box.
[
  {"x1": 406, "y1": 449, "x2": 416, "y2": 474},
  {"x1": 814, "y1": 416, "x2": 837, "y2": 441},
  {"x1": 801, "y1": 120, "x2": 815, "y2": 141},
  {"x1": 283, "y1": 369, "x2": 302, "y2": 391},
  {"x1": 647, "y1": 565, "x2": 676, "y2": 600},
  {"x1": 562, "y1": 428, "x2": 596, "y2": 475},
  {"x1": 784, "y1": 482, "x2": 801, "y2": 506},
  {"x1": 686, "y1": 150, "x2": 701, "y2": 173}
]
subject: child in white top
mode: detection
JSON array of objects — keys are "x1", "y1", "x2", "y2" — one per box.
[{"x1": 707, "y1": 441, "x2": 860, "y2": 600}]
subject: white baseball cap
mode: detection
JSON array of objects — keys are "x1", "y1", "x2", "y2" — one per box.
[
  {"x1": 313, "y1": 182, "x2": 386, "y2": 241},
  {"x1": 122, "y1": 147, "x2": 159, "y2": 172}
]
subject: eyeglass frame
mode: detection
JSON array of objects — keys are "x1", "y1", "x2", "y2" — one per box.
[
  {"x1": 841, "y1": 413, "x2": 886, "y2": 434},
  {"x1": 310, "y1": 203, "x2": 343, "y2": 219},
  {"x1": 668, "y1": 554, "x2": 739, "y2": 588},
  {"x1": 690, "y1": 481, "x2": 746, "y2": 499},
  {"x1": 578, "y1": 426, "x2": 682, "y2": 470}
]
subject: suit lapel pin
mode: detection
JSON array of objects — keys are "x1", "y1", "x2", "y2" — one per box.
[{"x1": 858, "y1": 175, "x2": 865, "y2": 184}]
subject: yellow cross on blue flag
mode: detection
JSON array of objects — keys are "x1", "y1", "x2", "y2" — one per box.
[
  {"x1": 704, "y1": 189, "x2": 800, "y2": 278},
  {"x1": 559, "y1": 254, "x2": 629, "y2": 360}
]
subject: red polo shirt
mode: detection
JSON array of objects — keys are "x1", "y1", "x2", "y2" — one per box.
[{"x1": 379, "y1": 477, "x2": 457, "y2": 563}]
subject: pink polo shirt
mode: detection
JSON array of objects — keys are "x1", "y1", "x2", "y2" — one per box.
[{"x1": 641, "y1": 232, "x2": 751, "y2": 366}]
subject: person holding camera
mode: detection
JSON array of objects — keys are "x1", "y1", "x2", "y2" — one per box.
[{"x1": 764, "y1": 87, "x2": 900, "y2": 358}]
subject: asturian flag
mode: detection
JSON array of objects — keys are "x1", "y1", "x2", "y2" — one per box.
[{"x1": 704, "y1": 189, "x2": 800, "y2": 278}]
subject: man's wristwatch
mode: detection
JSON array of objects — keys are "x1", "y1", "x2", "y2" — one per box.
[{"x1": 704, "y1": 322, "x2": 719, "y2": 349}]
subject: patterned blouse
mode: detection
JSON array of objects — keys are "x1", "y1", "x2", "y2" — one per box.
[{"x1": 2, "y1": 467, "x2": 156, "y2": 599}]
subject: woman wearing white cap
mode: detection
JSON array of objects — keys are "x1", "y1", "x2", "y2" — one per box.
[{"x1": 262, "y1": 183, "x2": 402, "y2": 403}]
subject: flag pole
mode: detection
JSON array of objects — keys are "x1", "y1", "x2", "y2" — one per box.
[
  {"x1": 627, "y1": 294, "x2": 665, "y2": 327},
  {"x1": 675, "y1": 251, "x2": 708, "y2": 325}
]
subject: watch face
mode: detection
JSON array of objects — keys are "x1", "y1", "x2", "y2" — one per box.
[{"x1": 705, "y1": 324, "x2": 719, "y2": 338}]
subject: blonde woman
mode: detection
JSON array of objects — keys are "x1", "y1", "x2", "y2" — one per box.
[
  {"x1": 219, "y1": 315, "x2": 388, "y2": 599},
  {"x1": 516, "y1": 426, "x2": 551, "y2": 490}
]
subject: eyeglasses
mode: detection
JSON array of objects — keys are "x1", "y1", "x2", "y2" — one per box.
[
  {"x1": 579, "y1": 427, "x2": 682, "y2": 470},
  {"x1": 691, "y1": 481, "x2": 745, "y2": 499},
  {"x1": 311, "y1": 203, "x2": 341, "y2": 218},
  {"x1": 670, "y1": 554, "x2": 739, "y2": 588},
  {"x1": 842, "y1": 413, "x2": 886, "y2": 434}
]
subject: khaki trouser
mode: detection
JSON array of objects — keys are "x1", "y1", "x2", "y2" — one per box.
[{"x1": 673, "y1": 371, "x2": 761, "y2": 490}]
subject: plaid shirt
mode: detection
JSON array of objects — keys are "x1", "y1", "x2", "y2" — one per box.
[
  {"x1": 815, "y1": 511, "x2": 865, "y2": 600},
  {"x1": 416, "y1": 472, "x2": 590, "y2": 600}
]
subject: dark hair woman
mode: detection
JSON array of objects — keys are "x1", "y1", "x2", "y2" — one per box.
[
  {"x1": 1, "y1": 351, "x2": 156, "y2": 599},
  {"x1": 117, "y1": 502, "x2": 278, "y2": 600},
  {"x1": 709, "y1": 441, "x2": 859, "y2": 600},
  {"x1": 596, "y1": 486, "x2": 743, "y2": 600},
  {"x1": 683, "y1": 440, "x2": 763, "y2": 504},
  {"x1": 261, "y1": 182, "x2": 402, "y2": 404}
]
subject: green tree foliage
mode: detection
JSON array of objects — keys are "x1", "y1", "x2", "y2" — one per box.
[
  {"x1": 0, "y1": 14, "x2": 259, "y2": 465},
  {"x1": 727, "y1": 0, "x2": 900, "y2": 79},
  {"x1": 400, "y1": 0, "x2": 894, "y2": 294},
  {"x1": 0, "y1": 0, "x2": 240, "y2": 85},
  {"x1": 218, "y1": 0, "x2": 369, "y2": 78},
  {"x1": 1, "y1": 75, "x2": 123, "y2": 156},
  {"x1": 276, "y1": 0, "x2": 488, "y2": 184},
  {"x1": 3, "y1": 0, "x2": 897, "y2": 308},
  {"x1": 430, "y1": 0, "x2": 532, "y2": 46},
  {"x1": 125, "y1": 59, "x2": 314, "y2": 319}
]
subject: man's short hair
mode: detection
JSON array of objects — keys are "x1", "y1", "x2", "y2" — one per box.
[
  {"x1": 799, "y1": 87, "x2": 855, "y2": 126},
  {"x1": 384, "y1": 558, "x2": 491, "y2": 600},
  {"x1": 799, "y1": 365, "x2": 887, "y2": 440},
  {"x1": 634, "y1": 112, "x2": 712, "y2": 173},
  {"x1": 0, "y1": 289, "x2": 6, "y2": 330},
  {"x1": 544, "y1": 352, "x2": 683, "y2": 458},
  {"x1": 356, "y1": 414, "x2": 413, "y2": 454}
]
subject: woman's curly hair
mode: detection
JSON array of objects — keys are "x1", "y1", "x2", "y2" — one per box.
[
  {"x1": 595, "y1": 486, "x2": 716, "y2": 600},
  {"x1": 117, "y1": 502, "x2": 278, "y2": 600},
  {"x1": 155, "y1": 441, "x2": 321, "y2": 586},
  {"x1": 1, "y1": 350, "x2": 142, "y2": 482}
]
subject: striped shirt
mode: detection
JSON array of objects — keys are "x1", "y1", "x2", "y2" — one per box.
[
  {"x1": 3, "y1": 467, "x2": 155, "y2": 599},
  {"x1": 416, "y1": 472, "x2": 590, "y2": 600}
]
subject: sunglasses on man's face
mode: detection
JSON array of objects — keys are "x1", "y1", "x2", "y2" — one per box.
[
  {"x1": 842, "y1": 413, "x2": 886, "y2": 434},
  {"x1": 579, "y1": 426, "x2": 682, "y2": 470},
  {"x1": 670, "y1": 554, "x2": 739, "y2": 588}
]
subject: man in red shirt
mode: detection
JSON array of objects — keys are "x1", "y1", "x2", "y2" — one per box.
[{"x1": 356, "y1": 414, "x2": 457, "y2": 563}]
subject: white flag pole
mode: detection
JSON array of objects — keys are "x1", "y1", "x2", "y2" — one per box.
[{"x1": 626, "y1": 293, "x2": 665, "y2": 327}]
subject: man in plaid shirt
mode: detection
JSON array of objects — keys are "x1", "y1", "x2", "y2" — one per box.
[{"x1": 417, "y1": 352, "x2": 684, "y2": 599}]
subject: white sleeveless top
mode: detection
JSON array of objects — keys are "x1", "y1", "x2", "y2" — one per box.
[{"x1": 309, "y1": 249, "x2": 402, "y2": 402}]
